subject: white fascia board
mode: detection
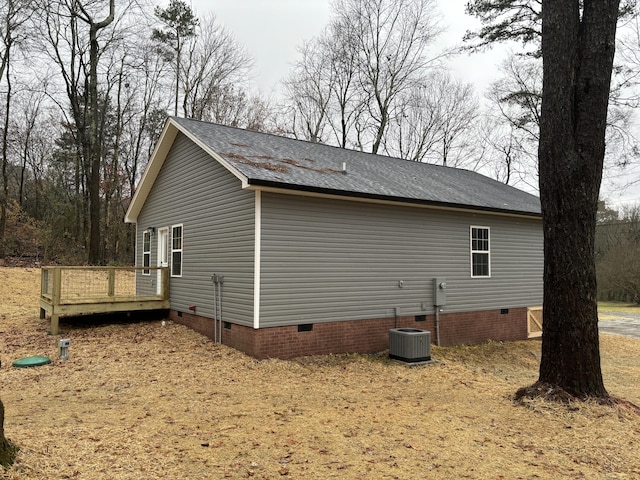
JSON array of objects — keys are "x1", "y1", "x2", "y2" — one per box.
[{"x1": 124, "y1": 117, "x2": 249, "y2": 223}]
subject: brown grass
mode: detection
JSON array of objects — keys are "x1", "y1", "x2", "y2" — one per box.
[{"x1": 1, "y1": 267, "x2": 639, "y2": 479}]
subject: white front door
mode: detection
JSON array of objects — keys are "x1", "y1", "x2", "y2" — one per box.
[{"x1": 157, "y1": 227, "x2": 169, "y2": 294}]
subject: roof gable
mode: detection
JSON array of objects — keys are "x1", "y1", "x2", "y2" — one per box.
[{"x1": 125, "y1": 117, "x2": 541, "y2": 223}]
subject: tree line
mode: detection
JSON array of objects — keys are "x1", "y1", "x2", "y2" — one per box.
[
  {"x1": 0, "y1": 0, "x2": 268, "y2": 264},
  {"x1": 597, "y1": 200, "x2": 640, "y2": 303},
  {"x1": 1, "y1": 0, "x2": 639, "y2": 269}
]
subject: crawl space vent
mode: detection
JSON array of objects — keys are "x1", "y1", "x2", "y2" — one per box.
[{"x1": 389, "y1": 328, "x2": 431, "y2": 363}]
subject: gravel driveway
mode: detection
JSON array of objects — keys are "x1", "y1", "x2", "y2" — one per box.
[{"x1": 598, "y1": 313, "x2": 640, "y2": 339}]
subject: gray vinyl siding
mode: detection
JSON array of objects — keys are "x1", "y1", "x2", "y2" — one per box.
[
  {"x1": 259, "y1": 192, "x2": 543, "y2": 327},
  {"x1": 136, "y1": 133, "x2": 255, "y2": 326}
]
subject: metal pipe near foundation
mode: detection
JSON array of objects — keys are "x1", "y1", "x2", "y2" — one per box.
[{"x1": 211, "y1": 274, "x2": 225, "y2": 343}]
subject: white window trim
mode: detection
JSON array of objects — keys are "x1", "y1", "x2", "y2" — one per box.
[
  {"x1": 470, "y1": 225, "x2": 491, "y2": 278},
  {"x1": 142, "y1": 230, "x2": 151, "y2": 276},
  {"x1": 171, "y1": 223, "x2": 183, "y2": 278}
]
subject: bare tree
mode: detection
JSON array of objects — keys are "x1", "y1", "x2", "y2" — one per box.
[
  {"x1": 111, "y1": 38, "x2": 171, "y2": 201},
  {"x1": 0, "y1": 0, "x2": 32, "y2": 258},
  {"x1": 486, "y1": 52, "x2": 637, "y2": 192},
  {"x1": 325, "y1": 17, "x2": 364, "y2": 148},
  {"x1": 204, "y1": 85, "x2": 274, "y2": 132},
  {"x1": 181, "y1": 12, "x2": 253, "y2": 121},
  {"x1": 385, "y1": 83, "x2": 443, "y2": 162},
  {"x1": 280, "y1": 0, "x2": 446, "y2": 155},
  {"x1": 384, "y1": 72, "x2": 479, "y2": 166},
  {"x1": 76, "y1": 0, "x2": 114, "y2": 264},
  {"x1": 11, "y1": 85, "x2": 49, "y2": 208},
  {"x1": 334, "y1": 0, "x2": 443, "y2": 154},
  {"x1": 282, "y1": 37, "x2": 335, "y2": 142},
  {"x1": 488, "y1": 55, "x2": 542, "y2": 144},
  {"x1": 481, "y1": 56, "x2": 542, "y2": 189},
  {"x1": 18, "y1": 93, "x2": 57, "y2": 221},
  {"x1": 432, "y1": 74, "x2": 479, "y2": 167},
  {"x1": 37, "y1": 0, "x2": 143, "y2": 263},
  {"x1": 478, "y1": 117, "x2": 537, "y2": 188}
]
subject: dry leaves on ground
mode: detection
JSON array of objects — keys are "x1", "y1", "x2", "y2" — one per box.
[{"x1": 1, "y1": 267, "x2": 639, "y2": 479}]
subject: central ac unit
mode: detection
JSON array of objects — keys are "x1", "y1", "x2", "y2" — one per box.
[{"x1": 389, "y1": 328, "x2": 431, "y2": 362}]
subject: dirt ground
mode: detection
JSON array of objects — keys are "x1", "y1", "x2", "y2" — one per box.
[{"x1": 1, "y1": 267, "x2": 639, "y2": 479}]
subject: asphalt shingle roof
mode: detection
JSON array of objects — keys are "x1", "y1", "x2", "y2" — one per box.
[{"x1": 172, "y1": 117, "x2": 541, "y2": 217}]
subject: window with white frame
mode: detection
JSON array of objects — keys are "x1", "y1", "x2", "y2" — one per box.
[
  {"x1": 171, "y1": 224, "x2": 183, "y2": 277},
  {"x1": 470, "y1": 226, "x2": 490, "y2": 277},
  {"x1": 142, "y1": 231, "x2": 151, "y2": 275}
]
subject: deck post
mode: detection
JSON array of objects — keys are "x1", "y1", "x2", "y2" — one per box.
[
  {"x1": 161, "y1": 267, "x2": 169, "y2": 300},
  {"x1": 52, "y1": 267, "x2": 62, "y2": 306},
  {"x1": 50, "y1": 313, "x2": 60, "y2": 336},
  {"x1": 41, "y1": 269, "x2": 47, "y2": 296},
  {"x1": 108, "y1": 268, "x2": 115, "y2": 297},
  {"x1": 49, "y1": 268, "x2": 62, "y2": 335}
]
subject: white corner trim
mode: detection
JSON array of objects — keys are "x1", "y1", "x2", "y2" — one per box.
[{"x1": 253, "y1": 190, "x2": 261, "y2": 329}]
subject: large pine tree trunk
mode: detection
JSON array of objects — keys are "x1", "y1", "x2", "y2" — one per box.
[
  {"x1": 534, "y1": 0, "x2": 619, "y2": 398},
  {"x1": 0, "y1": 399, "x2": 17, "y2": 468}
]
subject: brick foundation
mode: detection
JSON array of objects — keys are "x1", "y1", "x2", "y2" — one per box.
[{"x1": 169, "y1": 307, "x2": 529, "y2": 360}]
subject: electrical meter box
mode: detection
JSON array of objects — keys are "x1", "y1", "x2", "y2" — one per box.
[{"x1": 433, "y1": 277, "x2": 447, "y2": 306}]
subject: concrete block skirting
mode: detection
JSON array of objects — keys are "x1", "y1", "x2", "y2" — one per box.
[{"x1": 168, "y1": 307, "x2": 529, "y2": 360}]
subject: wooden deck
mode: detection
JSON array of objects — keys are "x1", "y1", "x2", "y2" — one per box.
[{"x1": 40, "y1": 266, "x2": 170, "y2": 335}]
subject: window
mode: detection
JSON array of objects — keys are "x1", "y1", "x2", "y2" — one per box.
[
  {"x1": 171, "y1": 224, "x2": 183, "y2": 277},
  {"x1": 142, "y1": 231, "x2": 151, "y2": 275},
  {"x1": 470, "y1": 226, "x2": 490, "y2": 277}
]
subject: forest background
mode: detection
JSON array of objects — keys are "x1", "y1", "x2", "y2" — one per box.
[{"x1": 1, "y1": 0, "x2": 640, "y2": 302}]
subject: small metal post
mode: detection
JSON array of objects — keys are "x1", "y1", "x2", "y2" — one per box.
[{"x1": 59, "y1": 339, "x2": 71, "y2": 360}]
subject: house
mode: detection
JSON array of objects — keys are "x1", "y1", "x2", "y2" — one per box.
[{"x1": 125, "y1": 117, "x2": 543, "y2": 359}]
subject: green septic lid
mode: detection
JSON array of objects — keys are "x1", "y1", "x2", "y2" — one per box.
[{"x1": 12, "y1": 356, "x2": 51, "y2": 368}]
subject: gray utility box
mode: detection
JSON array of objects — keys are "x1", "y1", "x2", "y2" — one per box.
[
  {"x1": 389, "y1": 328, "x2": 431, "y2": 363},
  {"x1": 433, "y1": 277, "x2": 447, "y2": 306}
]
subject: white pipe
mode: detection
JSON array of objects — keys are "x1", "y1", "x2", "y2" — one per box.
[{"x1": 435, "y1": 308, "x2": 441, "y2": 346}]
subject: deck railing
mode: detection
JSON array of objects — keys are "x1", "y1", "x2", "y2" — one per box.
[{"x1": 40, "y1": 266, "x2": 169, "y2": 335}]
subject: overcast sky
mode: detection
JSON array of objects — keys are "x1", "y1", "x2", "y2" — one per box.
[
  {"x1": 191, "y1": 0, "x2": 508, "y2": 98},
  {"x1": 187, "y1": 0, "x2": 639, "y2": 207}
]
